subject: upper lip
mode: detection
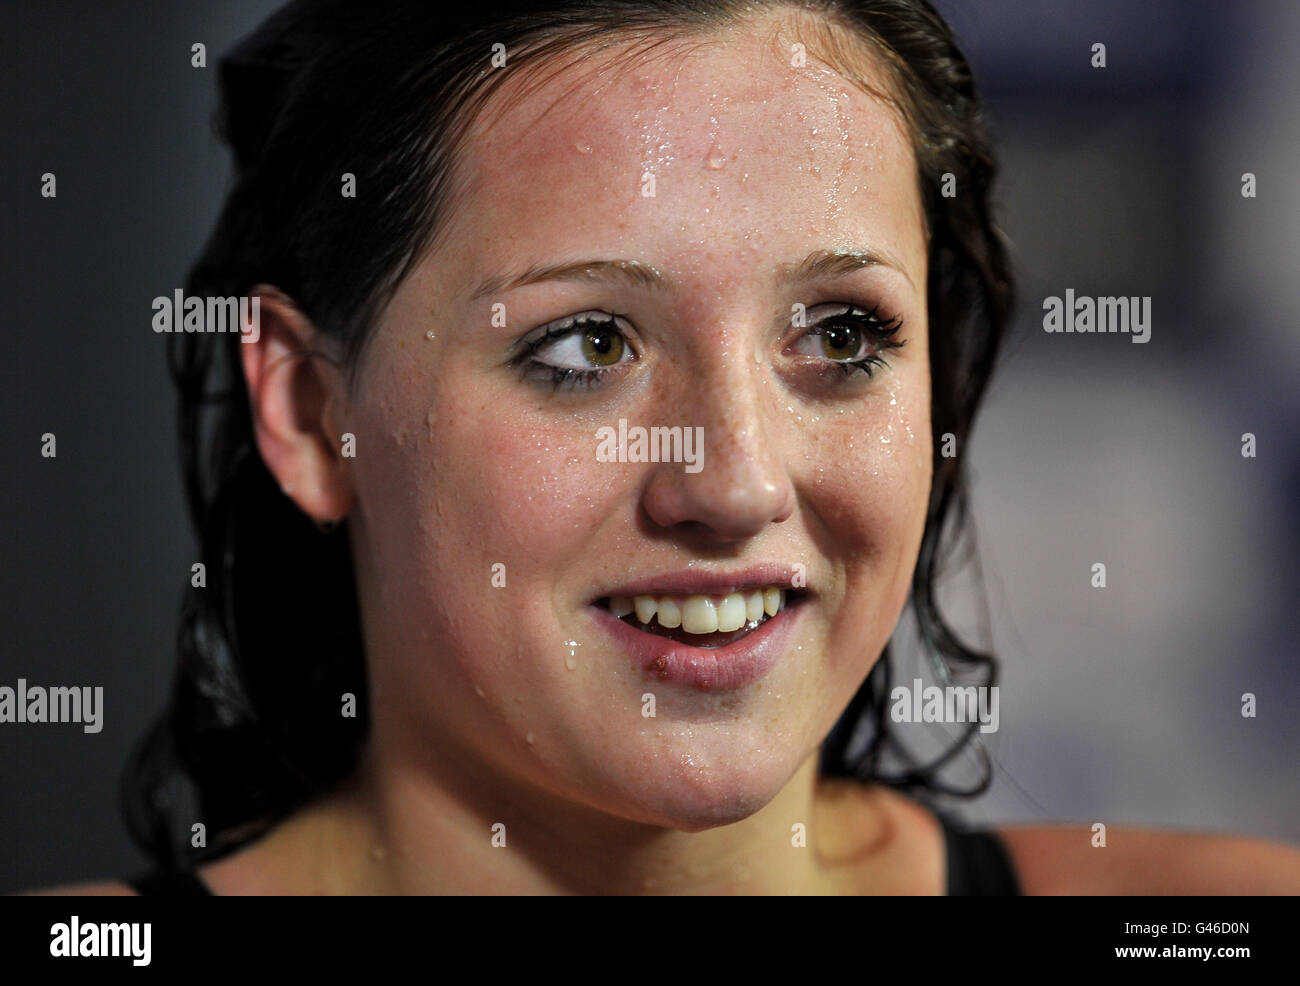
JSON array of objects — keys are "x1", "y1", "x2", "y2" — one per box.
[{"x1": 593, "y1": 564, "x2": 809, "y2": 601}]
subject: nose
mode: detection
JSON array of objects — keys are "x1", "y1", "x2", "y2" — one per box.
[{"x1": 640, "y1": 346, "x2": 796, "y2": 542}]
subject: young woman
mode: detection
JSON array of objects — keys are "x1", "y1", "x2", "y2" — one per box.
[{"x1": 41, "y1": 0, "x2": 1300, "y2": 894}]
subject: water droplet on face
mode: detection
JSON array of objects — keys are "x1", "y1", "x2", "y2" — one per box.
[
  {"x1": 425, "y1": 330, "x2": 436, "y2": 341},
  {"x1": 705, "y1": 142, "x2": 727, "y2": 170},
  {"x1": 526, "y1": 731, "x2": 536, "y2": 745},
  {"x1": 574, "y1": 140, "x2": 592, "y2": 154},
  {"x1": 564, "y1": 639, "x2": 580, "y2": 670}
]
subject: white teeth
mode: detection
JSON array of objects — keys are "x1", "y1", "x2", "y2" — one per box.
[
  {"x1": 716, "y1": 593, "x2": 747, "y2": 633},
  {"x1": 634, "y1": 596, "x2": 658, "y2": 624},
  {"x1": 611, "y1": 585, "x2": 793, "y2": 634},
  {"x1": 656, "y1": 597, "x2": 682, "y2": 628},
  {"x1": 763, "y1": 587, "x2": 782, "y2": 617},
  {"x1": 681, "y1": 596, "x2": 718, "y2": 634}
]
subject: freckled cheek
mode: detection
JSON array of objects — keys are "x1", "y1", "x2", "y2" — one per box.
[
  {"x1": 351, "y1": 395, "x2": 613, "y2": 677},
  {"x1": 802, "y1": 394, "x2": 931, "y2": 551},
  {"x1": 386, "y1": 391, "x2": 618, "y2": 605},
  {"x1": 804, "y1": 392, "x2": 930, "y2": 667},
  {"x1": 460, "y1": 423, "x2": 609, "y2": 548}
]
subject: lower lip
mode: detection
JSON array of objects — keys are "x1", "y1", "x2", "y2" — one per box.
[{"x1": 589, "y1": 600, "x2": 805, "y2": 691}]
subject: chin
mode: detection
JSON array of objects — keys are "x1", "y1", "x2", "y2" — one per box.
[{"x1": 603, "y1": 744, "x2": 801, "y2": 832}]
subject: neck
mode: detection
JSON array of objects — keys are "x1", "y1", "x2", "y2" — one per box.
[{"x1": 302, "y1": 726, "x2": 891, "y2": 895}]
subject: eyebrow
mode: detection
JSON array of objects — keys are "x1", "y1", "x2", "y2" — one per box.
[{"x1": 468, "y1": 248, "x2": 912, "y2": 302}]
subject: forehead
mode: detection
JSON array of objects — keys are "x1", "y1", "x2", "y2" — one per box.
[{"x1": 434, "y1": 10, "x2": 926, "y2": 298}]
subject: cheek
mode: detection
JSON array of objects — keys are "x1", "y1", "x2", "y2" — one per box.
[
  {"x1": 807, "y1": 373, "x2": 932, "y2": 554},
  {"x1": 805, "y1": 369, "x2": 932, "y2": 658},
  {"x1": 350, "y1": 360, "x2": 614, "y2": 625},
  {"x1": 437, "y1": 407, "x2": 612, "y2": 568},
  {"x1": 869, "y1": 377, "x2": 931, "y2": 552}
]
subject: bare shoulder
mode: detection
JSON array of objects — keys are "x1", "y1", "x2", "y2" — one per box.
[
  {"x1": 16, "y1": 880, "x2": 138, "y2": 896},
  {"x1": 996, "y1": 823, "x2": 1300, "y2": 894}
]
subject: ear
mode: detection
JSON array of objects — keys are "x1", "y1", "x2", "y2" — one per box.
[{"x1": 239, "y1": 284, "x2": 355, "y2": 524}]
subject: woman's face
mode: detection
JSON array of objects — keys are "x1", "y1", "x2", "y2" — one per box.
[{"x1": 343, "y1": 12, "x2": 931, "y2": 830}]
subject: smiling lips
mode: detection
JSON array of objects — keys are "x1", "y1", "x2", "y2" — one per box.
[
  {"x1": 599, "y1": 586, "x2": 792, "y2": 649},
  {"x1": 613, "y1": 587, "x2": 784, "y2": 630},
  {"x1": 589, "y1": 566, "x2": 807, "y2": 686}
]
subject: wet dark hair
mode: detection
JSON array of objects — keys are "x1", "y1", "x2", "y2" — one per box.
[{"x1": 123, "y1": 0, "x2": 1014, "y2": 869}]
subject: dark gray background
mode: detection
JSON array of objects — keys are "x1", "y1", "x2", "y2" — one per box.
[{"x1": 2, "y1": 0, "x2": 1297, "y2": 892}]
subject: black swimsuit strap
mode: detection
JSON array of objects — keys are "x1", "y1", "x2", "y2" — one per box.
[
  {"x1": 939, "y1": 813, "x2": 1022, "y2": 896},
  {"x1": 127, "y1": 868, "x2": 213, "y2": 896}
]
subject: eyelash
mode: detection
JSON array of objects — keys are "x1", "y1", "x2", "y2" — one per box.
[
  {"x1": 512, "y1": 305, "x2": 906, "y2": 392},
  {"x1": 513, "y1": 312, "x2": 634, "y2": 391},
  {"x1": 799, "y1": 304, "x2": 906, "y2": 379}
]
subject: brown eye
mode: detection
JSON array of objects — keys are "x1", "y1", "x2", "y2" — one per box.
[
  {"x1": 580, "y1": 326, "x2": 624, "y2": 367},
  {"x1": 818, "y1": 322, "x2": 862, "y2": 360},
  {"x1": 518, "y1": 311, "x2": 638, "y2": 391},
  {"x1": 790, "y1": 316, "x2": 870, "y2": 363},
  {"x1": 786, "y1": 303, "x2": 906, "y2": 381}
]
